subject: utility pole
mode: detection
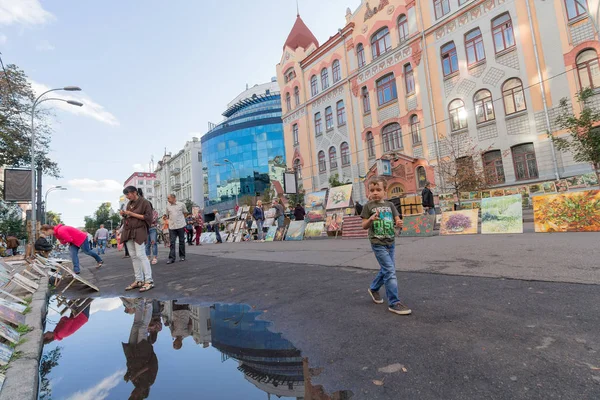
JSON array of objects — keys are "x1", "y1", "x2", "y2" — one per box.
[{"x1": 36, "y1": 164, "x2": 43, "y2": 223}]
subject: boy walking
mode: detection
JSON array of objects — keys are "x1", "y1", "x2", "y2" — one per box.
[{"x1": 361, "y1": 176, "x2": 412, "y2": 315}]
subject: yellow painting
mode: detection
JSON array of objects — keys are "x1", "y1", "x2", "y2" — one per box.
[
  {"x1": 533, "y1": 190, "x2": 600, "y2": 232},
  {"x1": 326, "y1": 184, "x2": 353, "y2": 209},
  {"x1": 440, "y1": 210, "x2": 479, "y2": 235}
]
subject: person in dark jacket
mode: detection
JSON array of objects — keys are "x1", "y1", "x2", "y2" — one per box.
[
  {"x1": 252, "y1": 200, "x2": 265, "y2": 242},
  {"x1": 293, "y1": 204, "x2": 306, "y2": 221},
  {"x1": 35, "y1": 230, "x2": 53, "y2": 253},
  {"x1": 421, "y1": 181, "x2": 435, "y2": 215}
]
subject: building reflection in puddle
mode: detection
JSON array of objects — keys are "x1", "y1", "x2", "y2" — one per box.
[{"x1": 42, "y1": 296, "x2": 352, "y2": 400}]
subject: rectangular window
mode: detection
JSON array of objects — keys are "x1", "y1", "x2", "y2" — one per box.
[
  {"x1": 512, "y1": 144, "x2": 539, "y2": 180},
  {"x1": 493, "y1": 14, "x2": 515, "y2": 53},
  {"x1": 483, "y1": 151, "x2": 505, "y2": 184},
  {"x1": 465, "y1": 29, "x2": 485, "y2": 65},
  {"x1": 362, "y1": 87, "x2": 371, "y2": 113},
  {"x1": 293, "y1": 124, "x2": 299, "y2": 145},
  {"x1": 404, "y1": 64, "x2": 415, "y2": 94},
  {"x1": 376, "y1": 75, "x2": 398, "y2": 106},
  {"x1": 325, "y1": 107, "x2": 334, "y2": 130},
  {"x1": 565, "y1": 0, "x2": 588, "y2": 21},
  {"x1": 441, "y1": 43, "x2": 459, "y2": 76},
  {"x1": 337, "y1": 101, "x2": 346, "y2": 125},
  {"x1": 434, "y1": 0, "x2": 451, "y2": 19},
  {"x1": 314, "y1": 113, "x2": 322, "y2": 136}
]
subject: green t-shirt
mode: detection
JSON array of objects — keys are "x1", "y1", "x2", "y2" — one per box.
[{"x1": 361, "y1": 200, "x2": 399, "y2": 245}]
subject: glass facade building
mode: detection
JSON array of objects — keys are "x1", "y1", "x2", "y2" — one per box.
[{"x1": 202, "y1": 82, "x2": 285, "y2": 210}]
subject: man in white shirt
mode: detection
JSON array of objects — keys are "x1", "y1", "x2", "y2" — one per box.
[
  {"x1": 165, "y1": 194, "x2": 188, "y2": 264},
  {"x1": 94, "y1": 224, "x2": 110, "y2": 254}
]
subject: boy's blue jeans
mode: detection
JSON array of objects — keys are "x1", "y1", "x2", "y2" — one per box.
[
  {"x1": 70, "y1": 238, "x2": 102, "y2": 273},
  {"x1": 370, "y1": 242, "x2": 400, "y2": 306}
]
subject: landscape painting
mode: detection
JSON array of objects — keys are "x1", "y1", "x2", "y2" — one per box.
[
  {"x1": 533, "y1": 190, "x2": 600, "y2": 232},
  {"x1": 0, "y1": 321, "x2": 19, "y2": 344},
  {"x1": 305, "y1": 190, "x2": 327, "y2": 210},
  {"x1": 0, "y1": 343, "x2": 12, "y2": 366},
  {"x1": 326, "y1": 184, "x2": 353, "y2": 209},
  {"x1": 285, "y1": 221, "x2": 306, "y2": 241},
  {"x1": 481, "y1": 194, "x2": 523, "y2": 234},
  {"x1": 0, "y1": 299, "x2": 25, "y2": 314},
  {"x1": 274, "y1": 227, "x2": 287, "y2": 241},
  {"x1": 440, "y1": 210, "x2": 479, "y2": 235},
  {"x1": 306, "y1": 209, "x2": 326, "y2": 222},
  {"x1": 304, "y1": 222, "x2": 325, "y2": 237},
  {"x1": 265, "y1": 226, "x2": 277, "y2": 242},
  {"x1": 401, "y1": 215, "x2": 434, "y2": 237}
]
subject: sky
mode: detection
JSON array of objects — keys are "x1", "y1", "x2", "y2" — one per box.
[{"x1": 0, "y1": 0, "x2": 359, "y2": 226}]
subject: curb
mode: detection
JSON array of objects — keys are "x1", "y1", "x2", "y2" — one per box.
[{"x1": 0, "y1": 275, "x2": 49, "y2": 400}]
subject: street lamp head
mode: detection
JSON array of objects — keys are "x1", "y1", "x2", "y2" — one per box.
[
  {"x1": 214, "y1": 163, "x2": 222, "y2": 167},
  {"x1": 223, "y1": 159, "x2": 231, "y2": 163},
  {"x1": 63, "y1": 86, "x2": 82, "y2": 91},
  {"x1": 67, "y1": 100, "x2": 84, "y2": 107},
  {"x1": 59, "y1": 187, "x2": 67, "y2": 191}
]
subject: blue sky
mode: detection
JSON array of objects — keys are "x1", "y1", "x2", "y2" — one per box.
[{"x1": 0, "y1": 0, "x2": 358, "y2": 226}]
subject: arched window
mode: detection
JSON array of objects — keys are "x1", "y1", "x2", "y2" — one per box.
[
  {"x1": 449, "y1": 99, "x2": 468, "y2": 131},
  {"x1": 314, "y1": 112, "x2": 323, "y2": 136},
  {"x1": 294, "y1": 86, "x2": 300, "y2": 106},
  {"x1": 565, "y1": 0, "x2": 588, "y2": 21},
  {"x1": 376, "y1": 74, "x2": 398, "y2": 106},
  {"x1": 474, "y1": 89, "x2": 495, "y2": 123},
  {"x1": 576, "y1": 49, "x2": 600, "y2": 89},
  {"x1": 310, "y1": 75, "x2": 318, "y2": 97},
  {"x1": 416, "y1": 166, "x2": 427, "y2": 188},
  {"x1": 441, "y1": 42, "x2": 458, "y2": 76},
  {"x1": 325, "y1": 107, "x2": 334, "y2": 130},
  {"x1": 410, "y1": 115, "x2": 421, "y2": 144},
  {"x1": 362, "y1": 86, "x2": 371, "y2": 113},
  {"x1": 465, "y1": 28, "x2": 485, "y2": 65},
  {"x1": 390, "y1": 186, "x2": 404, "y2": 196},
  {"x1": 398, "y1": 15, "x2": 409, "y2": 42},
  {"x1": 285, "y1": 92, "x2": 291, "y2": 111},
  {"x1": 434, "y1": 0, "x2": 451, "y2": 19},
  {"x1": 366, "y1": 132, "x2": 375, "y2": 158},
  {"x1": 329, "y1": 146, "x2": 338, "y2": 169},
  {"x1": 292, "y1": 123, "x2": 299, "y2": 145},
  {"x1": 371, "y1": 27, "x2": 392, "y2": 58},
  {"x1": 337, "y1": 100, "x2": 346, "y2": 125},
  {"x1": 512, "y1": 143, "x2": 538, "y2": 180},
  {"x1": 340, "y1": 142, "x2": 350, "y2": 166},
  {"x1": 502, "y1": 78, "x2": 526, "y2": 115},
  {"x1": 318, "y1": 151, "x2": 327, "y2": 172},
  {"x1": 294, "y1": 158, "x2": 302, "y2": 180},
  {"x1": 482, "y1": 150, "x2": 505, "y2": 184},
  {"x1": 492, "y1": 13, "x2": 515, "y2": 54},
  {"x1": 332, "y1": 60, "x2": 341, "y2": 83},
  {"x1": 404, "y1": 63, "x2": 415, "y2": 94},
  {"x1": 382, "y1": 123, "x2": 402, "y2": 152},
  {"x1": 357, "y1": 43, "x2": 366, "y2": 68},
  {"x1": 284, "y1": 67, "x2": 296, "y2": 83},
  {"x1": 321, "y1": 68, "x2": 329, "y2": 90}
]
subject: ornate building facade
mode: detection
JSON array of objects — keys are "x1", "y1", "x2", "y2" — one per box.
[{"x1": 277, "y1": 0, "x2": 599, "y2": 202}]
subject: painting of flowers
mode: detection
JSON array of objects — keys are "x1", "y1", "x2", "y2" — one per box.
[
  {"x1": 481, "y1": 194, "x2": 523, "y2": 234},
  {"x1": 304, "y1": 222, "x2": 325, "y2": 237},
  {"x1": 326, "y1": 184, "x2": 353, "y2": 210},
  {"x1": 440, "y1": 210, "x2": 478, "y2": 235},
  {"x1": 582, "y1": 173, "x2": 599, "y2": 186},
  {"x1": 401, "y1": 215, "x2": 434, "y2": 237},
  {"x1": 533, "y1": 190, "x2": 600, "y2": 232},
  {"x1": 566, "y1": 175, "x2": 586, "y2": 189}
]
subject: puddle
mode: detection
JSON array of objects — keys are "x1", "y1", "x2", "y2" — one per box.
[{"x1": 40, "y1": 296, "x2": 352, "y2": 399}]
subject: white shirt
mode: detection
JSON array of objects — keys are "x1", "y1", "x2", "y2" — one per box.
[
  {"x1": 166, "y1": 201, "x2": 188, "y2": 230},
  {"x1": 95, "y1": 227, "x2": 109, "y2": 240}
]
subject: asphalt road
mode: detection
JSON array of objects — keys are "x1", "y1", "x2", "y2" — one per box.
[{"x1": 63, "y1": 241, "x2": 600, "y2": 400}]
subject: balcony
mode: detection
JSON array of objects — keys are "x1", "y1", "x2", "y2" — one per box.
[
  {"x1": 172, "y1": 183, "x2": 182, "y2": 191},
  {"x1": 153, "y1": 180, "x2": 161, "y2": 187},
  {"x1": 171, "y1": 167, "x2": 181, "y2": 176}
]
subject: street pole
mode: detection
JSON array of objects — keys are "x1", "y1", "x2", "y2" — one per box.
[
  {"x1": 30, "y1": 86, "x2": 82, "y2": 244},
  {"x1": 105, "y1": 220, "x2": 113, "y2": 231},
  {"x1": 44, "y1": 186, "x2": 67, "y2": 224}
]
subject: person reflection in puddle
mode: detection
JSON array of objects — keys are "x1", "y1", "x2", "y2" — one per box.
[
  {"x1": 122, "y1": 298, "x2": 158, "y2": 400},
  {"x1": 43, "y1": 302, "x2": 92, "y2": 344},
  {"x1": 169, "y1": 301, "x2": 192, "y2": 350}
]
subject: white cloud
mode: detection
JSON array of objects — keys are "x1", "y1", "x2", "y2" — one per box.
[
  {"x1": 66, "y1": 198, "x2": 84, "y2": 204},
  {"x1": 29, "y1": 80, "x2": 120, "y2": 126},
  {"x1": 90, "y1": 298, "x2": 122, "y2": 315},
  {"x1": 0, "y1": 34, "x2": 7, "y2": 45},
  {"x1": 66, "y1": 369, "x2": 125, "y2": 400},
  {"x1": 67, "y1": 178, "x2": 122, "y2": 193},
  {"x1": 0, "y1": 0, "x2": 55, "y2": 26},
  {"x1": 36, "y1": 39, "x2": 54, "y2": 51},
  {"x1": 189, "y1": 132, "x2": 204, "y2": 139}
]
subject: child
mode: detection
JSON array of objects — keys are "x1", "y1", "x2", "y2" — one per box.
[{"x1": 361, "y1": 176, "x2": 411, "y2": 315}]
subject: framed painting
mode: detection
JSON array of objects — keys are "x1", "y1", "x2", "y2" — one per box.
[
  {"x1": 305, "y1": 190, "x2": 328, "y2": 210},
  {"x1": 529, "y1": 184, "x2": 543, "y2": 194},
  {"x1": 440, "y1": 210, "x2": 479, "y2": 235},
  {"x1": 306, "y1": 209, "x2": 326, "y2": 222},
  {"x1": 0, "y1": 343, "x2": 12, "y2": 366},
  {"x1": 304, "y1": 222, "x2": 325, "y2": 237},
  {"x1": 582, "y1": 172, "x2": 599, "y2": 186},
  {"x1": 0, "y1": 299, "x2": 26, "y2": 314},
  {"x1": 325, "y1": 212, "x2": 343, "y2": 232},
  {"x1": 542, "y1": 181, "x2": 557, "y2": 193},
  {"x1": 555, "y1": 179, "x2": 569, "y2": 193},
  {"x1": 0, "y1": 321, "x2": 19, "y2": 344},
  {"x1": 533, "y1": 190, "x2": 600, "y2": 232},
  {"x1": 0, "y1": 305, "x2": 25, "y2": 327},
  {"x1": 566, "y1": 175, "x2": 586, "y2": 189},
  {"x1": 491, "y1": 189, "x2": 505, "y2": 197},
  {"x1": 480, "y1": 191, "x2": 491, "y2": 199},
  {"x1": 265, "y1": 226, "x2": 277, "y2": 242},
  {"x1": 265, "y1": 208, "x2": 276, "y2": 218},
  {"x1": 481, "y1": 194, "x2": 523, "y2": 234},
  {"x1": 504, "y1": 187, "x2": 518, "y2": 196},
  {"x1": 460, "y1": 192, "x2": 470, "y2": 201},
  {"x1": 263, "y1": 218, "x2": 275, "y2": 228},
  {"x1": 401, "y1": 215, "x2": 434, "y2": 237},
  {"x1": 274, "y1": 227, "x2": 287, "y2": 241},
  {"x1": 285, "y1": 221, "x2": 306, "y2": 241},
  {"x1": 326, "y1": 184, "x2": 353, "y2": 210}
]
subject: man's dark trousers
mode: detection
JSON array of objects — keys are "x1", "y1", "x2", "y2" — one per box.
[{"x1": 168, "y1": 228, "x2": 186, "y2": 261}]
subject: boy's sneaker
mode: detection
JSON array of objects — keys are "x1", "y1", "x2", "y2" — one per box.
[
  {"x1": 368, "y1": 289, "x2": 384, "y2": 304},
  {"x1": 388, "y1": 303, "x2": 412, "y2": 315}
]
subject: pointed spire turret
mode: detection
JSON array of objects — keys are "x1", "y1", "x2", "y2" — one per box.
[{"x1": 283, "y1": 14, "x2": 318, "y2": 51}]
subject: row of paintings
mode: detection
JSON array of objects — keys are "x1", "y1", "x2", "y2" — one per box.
[{"x1": 305, "y1": 185, "x2": 354, "y2": 222}]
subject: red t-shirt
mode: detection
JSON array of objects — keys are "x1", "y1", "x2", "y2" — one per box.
[{"x1": 54, "y1": 313, "x2": 89, "y2": 341}]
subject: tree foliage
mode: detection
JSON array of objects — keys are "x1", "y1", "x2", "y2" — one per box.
[
  {"x1": 0, "y1": 200, "x2": 26, "y2": 238},
  {"x1": 552, "y1": 88, "x2": 600, "y2": 183},
  {"x1": 45, "y1": 210, "x2": 63, "y2": 225},
  {"x1": 83, "y1": 202, "x2": 121, "y2": 233},
  {"x1": 0, "y1": 64, "x2": 60, "y2": 178},
  {"x1": 328, "y1": 174, "x2": 350, "y2": 188},
  {"x1": 39, "y1": 346, "x2": 62, "y2": 400},
  {"x1": 287, "y1": 184, "x2": 305, "y2": 207}
]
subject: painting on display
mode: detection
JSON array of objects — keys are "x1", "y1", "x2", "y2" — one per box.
[
  {"x1": 0, "y1": 305, "x2": 24, "y2": 327},
  {"x1": 566, "y1": 175, "x2": 586, "y2": 189},
  {"x1": 491, "y1": 189, "x2": 505, "y2": 197},
  {"x1": 401, "y1": 215, "x2": 434, "y2": 237},
  {"x1": 472, "y1": 202, "x2": 481, "y2": 209},
  {"x1": 0, "y1": 299, "x2": 26, "y2": 314},
  {"x1": 542, "y1": 181, "x2": 557, "y2": 193},
  {"x1": 469, "y1": 191, "x2": 481, "y2": 200},
  {"x1": 533, "y1": 190, "x2": 600, "y2": 232},
  {"x1": 0, "y1": 321, "x2": 19, "y2": 344},
  {"x1": 529, "y1": 184, "x2": 543, "y2": 194},
  {"x1": 265, "y1": 226, "x2": 277, "y2": 242},
  {"x1": 265, "y1": 208, "x2": 276, "y2": 218},
  {"x1": 460, "y1": 192, "x2": 470, "y2": 201},
  {"x1": 326, "y1": 184, "x2": 353, "y2": 210},
  {"x1": 304, "y1": 222, "x2": 325, "y2": 237},
  {"x1": 504, "y1": 187, "x2": 518, "y2": 196},
  {"x1": 440, "y1": 210, "x2": 479, "y2": 235},
  {"x1": 582, "y1": 172, "x2": 599, "y2": 186},
  {"x1": 344, "y1": 207, "x2": 355, "y2": 216},
  {"x1": 226, "y1": 233, "x2": 235, "y2": 243},
  {"x1": 200, "y1": 232, "x2": 217, "y2": 244},
  {"x1": 234, "y1": 233, "x2": 243, "y2": 242},
  {"x1": 0, "y1": 343, "x2": 12, "y2": 366},
  {"x1": 263, "y1": 218, "x2": 275, "y2": 228},
  {"x1": 274, "y1": 227, "x2": 287, "y2": 241},
  {"x1": 306, "y1": 209, "x2": 326, "y2": 222},
  {"x1": 305, "y1": 190, "x2": 327, "y2": 210},
  {"x1": 481, "y1": 194, "x2": 523, "y2": 234},
  {"x1": 555, "y1": 179, "x2": 569, "y2": 193},
  {"x1": 285, "y1": 221, "x2": 306, "y2": 241},
  {"x1": 325, "y1": 212, "x2": 343, "y2": 232},
  {"x1": 480, "y1": 191, "x2": 491, "y2": 199}
]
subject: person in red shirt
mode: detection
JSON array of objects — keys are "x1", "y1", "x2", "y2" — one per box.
[
  {"x1": 41, "y1": 224, "x2": 103, "y2": 274},
  {"x1": 43, "y1": 305, "x2": 90, "y2": 343}
]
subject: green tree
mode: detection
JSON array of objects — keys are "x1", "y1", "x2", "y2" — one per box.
[
  {"x1": 329, "y1": 174, "x2": 350, "y2": 188},
  {"x1": 184, "y1": 199, "x2": 196, "y2": 213},
  {"x1": 84, "y1": 202, "x2": 121, "y2": 233},
  {"x1": 0, "y1": 201, "x2": 26, "y2": 238},
  {"x1": 552, "y1": 88, "x2": 600, "y2": 184},
  {"x1": 45, "y1": 210, "x2": 63, "y2": 225},
  {"x1": 287, "y1": 184, "x2": 305, "y2": 207},
  {"x1": 39, "y1": 346, "x2": 62, "y2": 400}
]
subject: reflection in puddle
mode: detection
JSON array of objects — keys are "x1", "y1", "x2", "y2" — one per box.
[{"x1": 40, "y1": 296, "x2": 352, "y2": 399}]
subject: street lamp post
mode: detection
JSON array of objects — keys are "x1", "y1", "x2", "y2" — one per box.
[
  {"x1": 214, "y1": 159, "x2": 238, "y2": 206},
  {"x1": 105, "y1": 220, "x2": 113, "y2": 231},
  {"x1": 43, "y1": 186, "x2": 67, "y2": 224},
  {"x1": 30, "y1": 86, "x2": 82, "y2": 242}
]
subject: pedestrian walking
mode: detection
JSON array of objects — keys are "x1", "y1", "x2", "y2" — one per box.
[
  {"x1": 41, "y1": 224, "x2": 103, "y2": 274},
  {"x1": 5, "y1": 235, "x2": 19, "y2": 256},
  {"x1": 293, "y1": 203, "x2": 306, "y2": 221},
  {"x1": 361, "y1": 176, "x2": 411, "y2": 316},
  {"x1": 120, "y1": 186, "x2": 154, "y2": 292},
  {"x1": 185, "y1": 214, "x2": 195, "y2": 245},
  {"x1": 165, "y1": 194, "x2": 188, "y2": 264},
  {"x1": 273, "y1": 199, "x2": 285, "y2": 228},
  {"x1": 212, "y1": 209, "x2": 223, "y2": 243},
  {"x1": 253, "y1": 200, "x2": 265, "y2": 242},
  {"x1": 145, "y1": 204, "x2": 159, "y2": 265},
  {"x1": 94, "y1": 224, "x2": 110, "y2": 254},
  {"x1": 422, "y1": 181, "x2": 435, "y2": 215},
  {"x1": 194, "y1": 213, "x2": 204, "y2": 246}
]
